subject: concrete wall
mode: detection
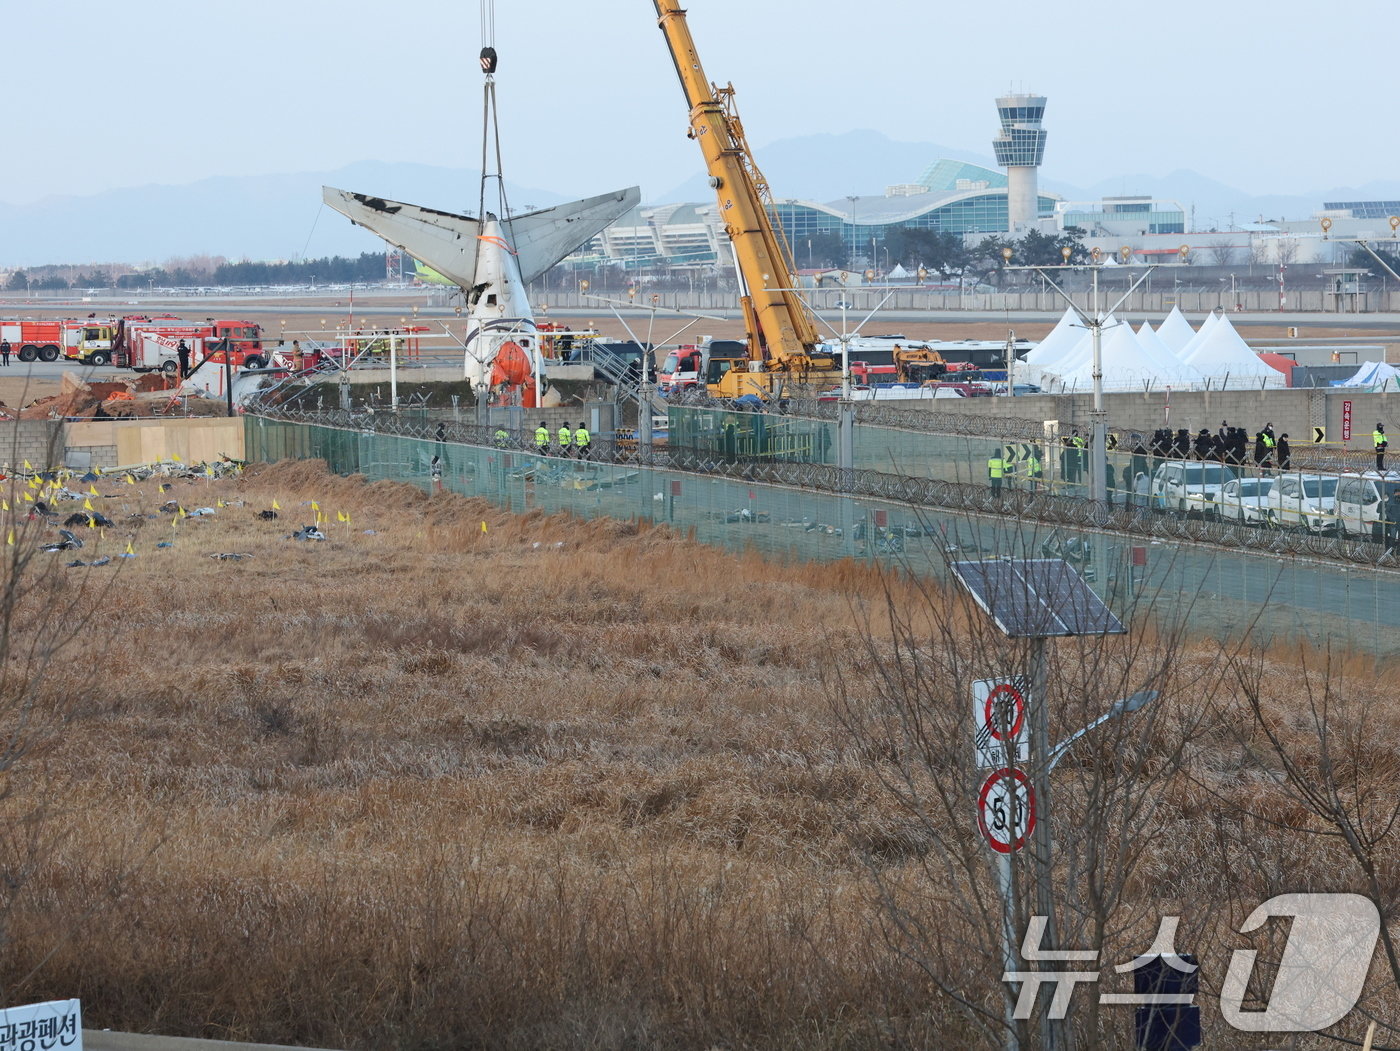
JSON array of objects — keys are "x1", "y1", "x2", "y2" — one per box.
[
  {"x1": 0, "y1": 421, "x2": 64, "y2": 469},
  {"x1": 536, "y1": 289, "x2": 1399, "y2": 317},
  {"x1": 907, "y1": 388, "x2": 1400, "y2": 448}
]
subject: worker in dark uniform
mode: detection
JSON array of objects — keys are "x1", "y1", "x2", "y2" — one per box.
[
  {"x1": 176, "y1": 339, "x2": 191, "y2": 378},
  {"x1": 0, "y1": 339, "x2": 10, "y2": 366},
  {"x1": 1276, "y1": 433, "x2": 1291, "y2": 471}
]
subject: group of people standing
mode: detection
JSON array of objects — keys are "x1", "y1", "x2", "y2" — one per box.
[
  {"x1": 531, "y1": 421, "x2": 592, "y2": 459},
  {"x1": 1142, "y1": 423, "x2": 1292, "y2": 471}
]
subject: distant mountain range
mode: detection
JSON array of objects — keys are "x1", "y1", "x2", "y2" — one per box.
[
  {"x1": 0, "y1": 161, "x2": 571, "y2": 269},
  {"x1": 4, "y1": 133, "x2": 1400, "y2": 268},
  {"x1": 661, "y1": 130, "x2": 1400, "y2": 230}
]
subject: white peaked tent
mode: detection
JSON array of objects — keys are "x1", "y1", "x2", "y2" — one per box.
[
  {"x1": 1023, "y1": 308, "x2": 1082, "y2": 367},
  {"x1": 1136, "y1": 321, "x2": 1205, "y2": 387},
  {"x1": 1340, "y1": 361, "x2": 1400, "y2": 387},
  {"x1": 1155, "y1": 305, "x2": 1197, "y2": 354},
  {"x1": 1052, "y1": 321, "x2": 1173, "y2": 391},
  {"x1": 1045, "y1": 315, "x2": 1120, "y2": 378},
  {"x1": 1182, "y1": 313, "x2": 1285, "y2": 388},
  {"x1": 1177, "y1": 311, "x2": 1219, "y2": 361},
  {"x1": 888, "y1": 263, "x2": 910, "y2": 279}
]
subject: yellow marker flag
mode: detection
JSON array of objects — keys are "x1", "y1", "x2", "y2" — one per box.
[
  {"x1": 125, "y1": 474, "x2": 135, "y2": 485},
  {"x1": 0, "y1": 500, "x2": 6, "y2": 511},
  {"x1": 172, "y1": 453, "x2": 182, "y2": 463},
  {"x1": 178, "y1": 506, "x2": 186, "y2": 518},
  {"x1": 22, "y1": 492, "x2": 32, "y2": 503},
  {"x1": 481, "y1": 521, "x2": 488, "y2": 534},
  {"x1": 27, "y1": 478, "x2": 37, "y2": 490},
  {"x1": 5, "y1": 530, "x2": 11, "y2": 547},
  {"x1": 22, "y1": 460, "x2": 31, "y2": 471},
  {"x1": 125, "y1": 541, "x2": 134, "y2": 555},
  {"x1": 83, "y1": 498, "x2": 93, "y2": 511},
  {"x1": 217, "y1": 499, "x2": 225, "y2": 508},
  {"x1": 95, "y1": 466, "x2": 103, "y2": 476},
  {"x1": 344, "y1": 512, "x2": 351, "y2": 526},
  {"x1": 87, "y1": 516, "x2": 96, "y2": 528},
  {"x1": 88, "y1": 486, "x2": 98, "y2": 496},
  {"x1": 311, "y1": 501, "x2": 320, "y2": 512},
  {"x1": 272, "y1": 499, "x2": 281, "y2": 510},
  {"x1": 336, "y1": 510, "x2": 346, "y2": 522}
]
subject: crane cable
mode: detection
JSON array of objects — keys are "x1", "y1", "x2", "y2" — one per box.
[{"x1": 474, "y1": 0, "x2": 514, "y2": 283}]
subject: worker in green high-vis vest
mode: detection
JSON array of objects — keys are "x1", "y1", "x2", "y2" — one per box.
[{"x1": 988, "y1": 454, "x2": 1006, "y2": 497}]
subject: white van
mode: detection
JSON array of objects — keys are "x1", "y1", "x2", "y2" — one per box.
[
  {"x1": 1150, "y1": 460, "x2": 1237, "y2": 512},
  {"x1": 1262, "y1": 473, "x2": 1339, "y2": 533},
  {"x1": 1333, "y1": 472, "x2": 1400, "y2": 539}
]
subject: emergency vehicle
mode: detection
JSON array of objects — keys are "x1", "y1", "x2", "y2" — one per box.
[
  {"x1": 0, "y1": 321, "x2": 63, "y2": 362},
  {"x1": 112, "y1": 318, "x2": 264, "y2": 371},
  {"x1": 62, "y1": 319, "x2": 125, "y2": 364}
]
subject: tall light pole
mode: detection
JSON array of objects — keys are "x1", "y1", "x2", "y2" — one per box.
[{"x1": 1008, "y1": 254, "x2": 1156, "y2": 513}]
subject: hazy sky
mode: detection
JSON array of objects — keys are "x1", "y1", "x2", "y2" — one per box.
[{"x1": 5, "y1": 0, "x2": 1390, "y2": 206}]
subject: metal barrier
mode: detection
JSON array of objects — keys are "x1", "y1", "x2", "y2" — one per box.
[{"x1": 245, "y1": 409, "x2": 1400, "y2": 659}]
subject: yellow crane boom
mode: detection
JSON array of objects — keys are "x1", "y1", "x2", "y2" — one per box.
[{"x1": 653, "y1": 1, "x2": 825, "y2": 382}]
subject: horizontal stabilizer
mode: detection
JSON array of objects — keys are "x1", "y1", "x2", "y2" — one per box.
[{"x1": 322, "y1": 186, "x2": 640, "y2": 288}]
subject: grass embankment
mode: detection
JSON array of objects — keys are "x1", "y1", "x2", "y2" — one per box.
[
  {"x1": 0, "y1": 460, "x2": 1393, "y2": 1049},
  {"x1": 0, "y1": 461, "x2": 935, "y2": 1048}
]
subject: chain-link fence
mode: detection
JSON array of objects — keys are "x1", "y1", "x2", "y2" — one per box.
[{"x1": 246, "y1": 410, "x2": 1400, "y2": 658}]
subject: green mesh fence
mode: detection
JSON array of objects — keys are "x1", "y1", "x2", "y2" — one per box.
[{"x1": 246, "y1": 414, "x2": 1400, "y2": 659}]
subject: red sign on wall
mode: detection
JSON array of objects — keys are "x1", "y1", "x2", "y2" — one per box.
[{"x1": 1343, "y1": 400, "x2": 1353, "y2": 442}]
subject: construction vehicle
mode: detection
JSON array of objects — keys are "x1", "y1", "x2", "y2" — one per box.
[
  {"x1": 111, "y1": 317, "x2": 264, "y2": 371},
  {"x1": 654, "y1": 2, "x2": 840, "y2": 398},
  {"x1": 893, "y1": 345, "x2": 948, "y2": 383},
  {"x1": 0, "y1": 320, "x2": 63, "y2": 362}
]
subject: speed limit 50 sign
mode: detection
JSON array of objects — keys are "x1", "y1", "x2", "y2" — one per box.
[{"x1": 977, "y1": 767, "x2": 1036, "y2": 854}]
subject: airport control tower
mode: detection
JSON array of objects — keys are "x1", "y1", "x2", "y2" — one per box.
[{"x1": 992, "y1": 94, "x2": 1047, "y2": 230}]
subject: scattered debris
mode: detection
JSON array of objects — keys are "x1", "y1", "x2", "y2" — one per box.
[
  {"x1": 210, "y1": 553, "x2": 254, "y2": 561},
  {"x1": 62, "y1": 512, "x2": 114, "y2": 528},
  {"x1": 187, "y1": 507, "x2": 218, "y2": 517},
  {"x1": 257, "y1": 510, "x2": 279, "y2": 520},
  {"x1": 156, "y1": 541, "x2": 174, "y2": 549},
  {"x1": 159, "y1": 501, "x2": 181, "y2": 514},
  {"x1": 65, "y1": 556, "x2": 111, "y2": 568},
  {"x1": 288, "y1": 525, "x2": 326, "y2": 541},
  {"x1": 42, "y1": 530, "x2": 84, "y2": 552}
]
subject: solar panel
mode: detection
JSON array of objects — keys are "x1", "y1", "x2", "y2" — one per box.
[{"x1": 951, "y1": 558, "x2": 1126, "y2": 638}]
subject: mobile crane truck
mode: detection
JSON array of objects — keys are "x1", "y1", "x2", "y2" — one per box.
[{"x1": 654, "y1": 2, "x2": 842, "y2": 399}]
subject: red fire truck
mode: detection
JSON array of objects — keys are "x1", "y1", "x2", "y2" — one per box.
[
  {"x1": 109, "y1": 317, "x2": 264, "y2": 371},
  {"x1": 0, "y1": 321, "x2": 63, "y2": 362}
]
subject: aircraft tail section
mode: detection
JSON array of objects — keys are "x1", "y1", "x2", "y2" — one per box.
[{"x1": 322, "y1": 186, "x2": 639, "y2": 289}]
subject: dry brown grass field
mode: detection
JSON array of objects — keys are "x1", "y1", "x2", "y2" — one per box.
[{"x1": 0, "y1": 459, "x2": 1394, "y2": 1049}]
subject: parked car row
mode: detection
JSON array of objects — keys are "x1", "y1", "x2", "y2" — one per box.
[{"x1": 1150, "y1": 462, "x2": 1400, "y2": 538}]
